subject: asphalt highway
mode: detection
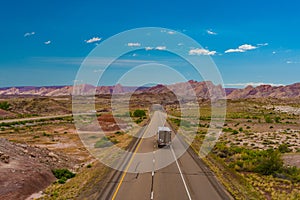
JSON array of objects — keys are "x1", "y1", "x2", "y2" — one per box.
[{"x1": 103, "y1": 111, "x2": 231, "y2": 200}]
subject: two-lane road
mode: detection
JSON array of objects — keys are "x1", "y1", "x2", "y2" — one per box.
[{"x1": 104, "y1": 111, "x2": 230, "y2": 200}]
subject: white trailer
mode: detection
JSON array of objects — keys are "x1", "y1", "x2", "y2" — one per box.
[{"x1": 157, "y1": 126, "x2": 171, "y2": 148}]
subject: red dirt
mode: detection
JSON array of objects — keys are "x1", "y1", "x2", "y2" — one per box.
[
  {"x1": 0, "y1": 138, "x2": 76, "y2": 200},
  {"x1": 0, "y1": 109, "x2": 15, "y2": 119},
  {"x1": 97, "y1": 114, "x2": 128, "y2": 132}
]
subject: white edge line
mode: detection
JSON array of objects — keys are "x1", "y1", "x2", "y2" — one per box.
[
  {"x1": 171, "y1": 146, "x2": 192, "y2": 200},
  {"x1": 151, "y1": 191, "x2": 154, "y2": 199}
]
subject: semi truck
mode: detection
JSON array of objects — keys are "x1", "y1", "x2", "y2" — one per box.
[{"x1": 157, "y1": 126, "x2": 172, "y2": 148}]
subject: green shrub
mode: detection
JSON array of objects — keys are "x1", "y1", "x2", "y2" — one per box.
[
  {"x1": 58, "y1": 177, "x2": 67, "y2": 184},
  {"x1": 114, "y1": 131, "x2": 124, "y2": 135},
  {"x1": 222, "y1": 127, "x2": 233, "y2": 132},
  {"x1": 275, "y1": 116, "x2": 281, "y2": 123},
  {"x1": 52, "y1": 169, "x2": 75, "y2": 179},
  {"x1": 133, "y1": 109, "x2": 146, "y2": 118},
  {"x1": 43, "y1": 132, "x2": 51, "y2": 137},
  {"x1": 52, "y1": 169, "x2": 75, "y2": 184},
  {"x1": 51, "y1": 190, "x2": 58, "y2": 197},
  {"x1": 278, "y1": 144, "x2": 292, "y2": 153},
  {"x1": 87, "y1": 164, "x2": 92, "y2": 168},
  {"x1": 135, "y1": 118, "x2": 143, "y2": 124},
  {"x1": 0, "y1": 101, "x2": 11, "y2": 111},
  {"x1": 170, "y1": 118, "x2": 181, "y2": 126},
  {"x1": 283, "y1": 166, "x2": 300, "y2": 182},
  {"x1": 254, "y1": 149, "x2": 283, "y2": 175},
  {"x1": 264, "y1": 115, "x2": 273, "y2": 123},
  {"x1": 214, "y1": 145, "x2": 287, "y2": 177}
]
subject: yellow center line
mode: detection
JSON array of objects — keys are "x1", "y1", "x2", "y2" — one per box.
[{"x1": 111, "y1": 123, "x2": 152, "y2": 200}]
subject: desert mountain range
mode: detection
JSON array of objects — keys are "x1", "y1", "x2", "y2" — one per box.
[{"x1": 0, "y1": 81, "x2": 300, "y2": 99}]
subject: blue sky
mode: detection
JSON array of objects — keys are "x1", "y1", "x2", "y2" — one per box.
[{"x1": 0, "y1": 0, "x2": 300, "y2": 87}]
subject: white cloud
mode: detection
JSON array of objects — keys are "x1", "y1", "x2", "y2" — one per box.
[
  {"x1": 225, "y1": 44, "x2": 257, "y2": 53},
  {"x1": 85, "y1": 37, "x2": 101, "y2": 44},
  {"x1": 155, "y1": 46, "x2": 166, "y2": 50},
  {"x1": 286, "y1": 60, "x2": 300, "y2": 64},
  {"x1": 257, "y1": 43, "x2": 269, "y2": 46},
  {"x1": 145, "y1": 47, "x2": 153, "y2": 51},
  {"x1": 167, "y1": 31, "x2": 176, "y2": 35},
  {"x1": 161, "y1": 29, "x2": 176, "y2": 35},
  {"x1": 225, "y1": 49, "x2": 245, "y2": 53},
  {"x1": 207, "y1": 30, "x2": 217, "y2": 35},
  {"x1": 24, "y1": 32, "x2": 35, "y2": 37},
  {"x1": 189, "y1": 48, "x2": 217, "y2": 56},
  {"x1": 145, "y1": 46, "x2": 167, "y2": 51},
  {"x1": 225, "y1": 82, "x2": 284, "y2": 87},
  {"x1": 44, "y1": 40, "x2": 51, "y2": 45},
  {"x1": 127, "y1": 42, "x2": 141, "y2": 47},
  {"x1": 239, "y1": 44, "x2": 257, "y2": 51}
]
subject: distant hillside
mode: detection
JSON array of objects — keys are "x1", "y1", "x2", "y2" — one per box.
[
  {"x1": 226, "y1": 83, "x2": 300, "y2": 99},
  {"x1": 0, "y1": 82, "x2": 300, "y2": 99},
  {"x1": 131, "y1": 81, "x2": 300, "y2": 99},
  {"x1": 137, "y1": 80, "x2": 225, "y2": 99},
  {"x1": 0, "y1": 85, "x2": 145, "y2": 96}
]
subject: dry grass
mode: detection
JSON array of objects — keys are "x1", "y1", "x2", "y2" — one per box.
[
  {"x1": 40, "y1": 161, "x2": 109, "y2": 200},
  {"x1": 167, "y1": 98, "x2": 300, "y2": 199}
]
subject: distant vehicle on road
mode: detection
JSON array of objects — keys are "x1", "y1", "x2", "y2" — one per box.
[{"x1": 157, "y1": 126, "x2": 171, "y2": 148}]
